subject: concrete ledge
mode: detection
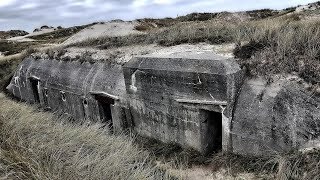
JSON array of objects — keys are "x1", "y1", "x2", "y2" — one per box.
[
  {"x1": 175, "y1": 98, "x2": 227, "y2": 105},
  {"x1": 90, "y1": 91, "x2": 120, "y2": 101}
]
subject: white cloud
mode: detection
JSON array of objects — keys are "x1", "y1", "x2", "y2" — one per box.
[
  {"x1": 19, "y1": 2, "x2": 39, "y2": 9},
  {"x1": 68, "y1": 0, "x2": 96, "y2": 7},
  {"x1": 96, "y1": 2, "x2": 116, "y2": 11},
  {"x1": 132, "y1": 0, "x2": 185, "y2": 8},
  {"x1": 0, "y1": 0, "x2": 15, "y2": 7},
  {"x1": 152, "y1": 0, "x2": 193, "y2": 5},
  {"x1": 60, "y1": 11, "x2": 82, "y2": 17},
  {"x1": 132, "y1": 0, "x2": 150, "y2": 8},
  {"x1": 153, "y1": 0, "x2": 171, "y2": 5},
  {"x1": 291, "y1": 0, "x2": 313, "y2": 4},
  {"x1": 0, "y1": 0, "x2": 317, "y2": 31}
]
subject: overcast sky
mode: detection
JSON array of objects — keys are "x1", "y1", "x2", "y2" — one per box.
[{"x1": 0, "y1": 0, "x2": 317, "y2": 32}]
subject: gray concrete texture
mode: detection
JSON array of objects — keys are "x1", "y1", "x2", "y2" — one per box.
[
  {"x1": 123, "y1": 52, "x2": 244, "y2": 154},
  {"x1": 232, "y1": 78, "x2": 320, "y2": 155},
  {"x1": 6, "y1": 51, "x2": 320, "y2": 156}
]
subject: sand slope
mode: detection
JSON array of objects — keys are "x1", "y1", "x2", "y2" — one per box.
[{"x1": 62, "y1": 22, "x2": 144, "y2": 45}]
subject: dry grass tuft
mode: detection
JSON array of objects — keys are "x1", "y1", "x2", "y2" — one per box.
[
  {"x1": 0, "y1": 94, "x2": 320, "y2": 179},
  {"x1": 61, "y1": 16, "x2": 320, "y2": 92},
  {"x1": 210, "y1": 149, "x2": 320, "y2": 179},
  {"x1": 69, "y1": 20, "x2": 237, "y2": 48},
  {"x1": 0, "y1": 40, "x2": 39, "y2": 56},
  {"x1": 0, "y1": 48, "x2": 36, "y2": 92},
  {"x1": 269, "y1": 150, "x2": 320, "y2": 180},
  {"x1": 0, "y1": 94, "x2": 173, "y2": 179},
  {"x1": 235, "y1": 18, "x2": 320, "y2": 85},
  {"x1": 210, "y1": 152, "x2": 274, "y2": 177},
  {"x1": 136, "y1": 136, "x2": 208, "y2": 169},
  {"x1": 134, "y1": 18, "x2": 178, "y2": 31},
  {"x1": 28, "y1": 23, "x2": 98, "y2": 44},
  {"x1": 68, "y1": 15, "x2": 320, "y2": 85}
]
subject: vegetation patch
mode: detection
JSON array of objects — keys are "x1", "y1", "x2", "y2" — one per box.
[
  {"x1": 1, "y1": 4, "x2": 320, "y2": 179},
  {"x1": 0, "y1": 30, "x2": 29, "y2": 39},
  {"x1": 0, "y1": 49, "x2": 35, "y2": 91},
  {"x1": 235, "y1": 19, "x2": 320, "y2": 85},
  {"x1": 1, "y1": 94, "x2": 320, "y2": 179},
  {"x1": 69, "y1": 20, "x2": 237, "y2": 48},
  {"x1": 176, "y1": 12, "x2": 219, "y2": 22},
  {"x1": 135, "y1": 18, "x2": 178, "y2": 31},
  {"x1": 135, "y1": 136, "x2": 208, "y2": 169},
  {"x1": 0, "y1": 40, "x2": 39, "y2": 56},
  {"x1": 246, "y1": 9, "x2": 279, "y2": 20},
  {"x1": 53, "y1": 11, "x2": 320, "y2": 89},
  {"x1": 28, "y1": 23, "x2": 98, "y2": 43},
  {"x1": 234, "y1": 40, "x2": 267, "y2": 59},
  {"x1": 0, "y1": 94, "x2": 174, "y2": 180}
]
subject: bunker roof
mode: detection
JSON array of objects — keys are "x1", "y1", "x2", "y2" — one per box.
[{"x1": 124, "y1": 51, "x2": 241, "y2": 75}]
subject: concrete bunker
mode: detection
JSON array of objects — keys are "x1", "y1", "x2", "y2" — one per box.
[
  {"x1": 6, "y1": 52, "x2": 245, "y2": 155},
  {"x1": 6, "y1": 50, "x2": 319, "y2": 156},
  {"x1": 123, "y1": 52, "x2": 244, "y2": 154}
]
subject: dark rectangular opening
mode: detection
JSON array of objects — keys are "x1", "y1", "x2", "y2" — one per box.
[
  {"x1": 94, "y1": 95, "x2": 115, "y2": 129},
  {"x1": 29, "y1": 78, "x2": 40, "y2": 103},
  {"x1": 202, "y1": 110, "x2": 222, "y2": 154}
]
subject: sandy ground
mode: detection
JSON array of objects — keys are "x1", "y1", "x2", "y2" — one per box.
[
  {"x1": 156, "y1": 161, "x2": 264, "y2": 180},
  {"x1": 296, "y1": 4, "x2": 319, "y2": 12},
  {"x1": 183, "y1": 167, "x2": 259, "y2": 180},
  {"x1": 149, "y1": 43, "x2": 234, "y2": 58},
  {"x1": 0, "y1": 53, "x2": 23, "y2": 62},
  {"x1": 7, "y1": 21, "x2": 142, "y2": 44},
  {"x1": 63, "y1": 43, "x2": 235, "y2": 64},
  {"x1": 62, "y1": 22, "x2": 144, "y2": 45},
  {"x1": 216, "y1": 12, "x2": 250, "y2": 22},
  {"x1": 7, "y1": 28, "x2": 55, "y2": 42}
]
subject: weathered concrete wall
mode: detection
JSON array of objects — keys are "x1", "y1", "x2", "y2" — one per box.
[
  {"x1": 7, "y1": 52, "x2": 245, "y2": 155},
  {"x1": 8, "y1": 53, "x2": 243, "y2": 153},
  {"x1": 123, "y1": 52, "x2": 244, "y2": 154},
  {"x1": 7, "y1": 53, "x2": 319, "y2": 157},
  {"x1": 7, "y1": 58, "x2": 128, "y2": 131},
  {"x1": 232, "y1": 78, "x2": 320, "y2": 156}
]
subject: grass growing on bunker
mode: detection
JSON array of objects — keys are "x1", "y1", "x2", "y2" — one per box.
[
  {"x1": 0, "y1": 48, "x2": 36, "y2": 92},
  {"x1": 0, "y1": 94, "x2": 174, "y2": 180},
  {"x1": 234, "y1": 18, "x2": 320, "y2": 85},
  {"x1": 67, "y1": 20, "x2": 237, "y2": 48},
  {"x1": 65, "y1": 14, "x2": 320, "y2": 87}
]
